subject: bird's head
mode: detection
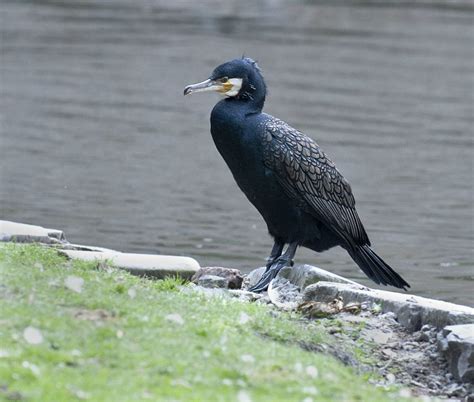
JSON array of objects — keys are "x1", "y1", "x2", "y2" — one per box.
[{"x1": 184, "y1": 57, "x2": 266, "y2": 107}]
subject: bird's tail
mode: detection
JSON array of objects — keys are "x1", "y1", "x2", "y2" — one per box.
[{"x1": 348, "y1": 244, "x2": 410, "y2": 290}]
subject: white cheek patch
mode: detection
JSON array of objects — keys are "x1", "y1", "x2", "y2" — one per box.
[{"x1": 225, "y1": 78, "x2": 243, "y2": 97}]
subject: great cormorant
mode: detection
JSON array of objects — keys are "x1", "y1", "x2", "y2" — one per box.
[{"x1": 184, "y1": 57, "x2": 409, "y2": 292}]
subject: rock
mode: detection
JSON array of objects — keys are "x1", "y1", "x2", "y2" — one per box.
[
  {"x1": 197, "y1": 275, "x2": 228, "y2": 289},
  {"x1": 165, "y1": 313, "x2": 185, "y2": 325},
  {"x1": 238, "y1": 312, "x2": 251, "y2": 325},
  {"x1": 382, "y1": 348, "x2": 397, "y2": 359},
  {"x1": 364, "y1": 329, "x2": 393, "y2": 345},
  {"x1": 279, "y1": 264, "x2": 360, "y2": 289},
  {"x1": 303, "y1": 282, "x2": 474, "y2": 332},
  {"x1": 180, "y1": 283, "x2": 230, "y2": 299},
  {"x1": 386, "y1": 373, "x2": 396, "y2": 384},
  {"x1": 228, "y1": 289, "x2": 266, "y2": 303},
  {"x1": 61, "y1": 250, "x2": 199, "y2": 280},
  {"x1": 267, "y1": 276, "x2": 301, "y2": 310},
  {"x1": 23, "y1": 326, "x2": 43, "y2": 345},
  {"x1": 64, "y1": 276, "x2": 84, "y2": 293},
  {"x1": 0, "y1": 220, "x2": 66, "y2": 244},
  {"x1": 192, "y1": 267, "x2": 243, "y2": 289},
  {"x1": 242, "y1": 266, "x2": 266, "y2": 290},
  {"x1": 438, "y1": 324, "x2": 474, "y2": 383},
  {"x1": 416, "y1": 331, "x2": 431, "y2": 343},
  {"x1": 243, "y1": 264, "x2": 359, "y2": 291}
]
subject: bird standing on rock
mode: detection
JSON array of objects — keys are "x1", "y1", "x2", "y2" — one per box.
[{"x1": 184, "y1": 57, "x2": 410, "y2": 292}]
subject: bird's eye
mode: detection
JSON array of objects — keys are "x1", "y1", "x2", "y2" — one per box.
[{"x1": 218, "y1": 77, "x2": 229, "y2": 83}]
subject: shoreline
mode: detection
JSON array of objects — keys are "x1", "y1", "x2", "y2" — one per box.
[{"x1": 1, "y1": 220, "x2": 473, "y2": 399}]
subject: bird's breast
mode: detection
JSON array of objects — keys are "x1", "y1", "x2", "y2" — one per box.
[{"x1": 210, "y1": 105, "x2": 260, "y2": 174}]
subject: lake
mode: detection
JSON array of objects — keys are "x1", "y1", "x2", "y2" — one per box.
[{"x1": 1, "y1": 0, "x2": 473, "y2": 305}]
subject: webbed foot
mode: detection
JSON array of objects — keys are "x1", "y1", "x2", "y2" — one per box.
[{"x1": 248, "y1": 256, "x2": 293, "y2": 293}]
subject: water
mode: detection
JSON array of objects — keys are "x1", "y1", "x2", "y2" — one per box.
[{"x1": 1, "y1": 0, "x2": 473, "y2": 305}]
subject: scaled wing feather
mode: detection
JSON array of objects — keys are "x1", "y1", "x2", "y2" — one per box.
[{"x1": 262, "y1": 117, "x2": 369, "y2": 246}]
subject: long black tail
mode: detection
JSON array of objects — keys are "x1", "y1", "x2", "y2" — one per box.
[{"x1": 348, "y1": 244, "x2": 410, "y2": 290}]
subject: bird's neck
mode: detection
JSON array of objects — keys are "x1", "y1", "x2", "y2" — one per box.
[
  {"x1": 231, "y1": 78, "x2": 266, "y2": 114},
  {"x1": 224, "y1": 96, "x2": 264, "y2": 115}
]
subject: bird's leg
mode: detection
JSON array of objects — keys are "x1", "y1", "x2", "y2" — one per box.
[
  {"x1": 249, "y1": 242, "x2": 299, "y2": 293},
  {"x1": 265, "y1": 240, "x2": 285, "y2": 271}
]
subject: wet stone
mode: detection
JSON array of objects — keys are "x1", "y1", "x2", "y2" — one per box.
[
  {"x1": 438, "y1": 324, "x2": 474, "y2": 383},
  {"x1": 197, "y1": 275, "x2": 228, "y2": 289},
  {"x1": 242, "y1": 266, "x2": 266, "y2": 290},
  {"x1": 192, "y1": 267, "x2": 243, "y2": 289},
  {"x1": 278, "y1": 264, "x2": 359, "y2": 289}
]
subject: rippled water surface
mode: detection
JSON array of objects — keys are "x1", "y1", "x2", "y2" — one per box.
[{"x1": 1, "y1": 0, "x2": 473, "y2": 304}]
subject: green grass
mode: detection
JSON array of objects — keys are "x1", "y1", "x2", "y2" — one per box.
[{"x1": 0, "y1": 244, "x2": 406, "y2": 401}]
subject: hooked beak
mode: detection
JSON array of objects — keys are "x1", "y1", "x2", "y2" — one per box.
[{"x1": 183, "y1": 79, "x2": 222, "y2": 96}]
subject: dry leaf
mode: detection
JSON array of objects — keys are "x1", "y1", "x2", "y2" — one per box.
[{"x1": 298, "y1": 296, "x2": 361, "y2": 318}]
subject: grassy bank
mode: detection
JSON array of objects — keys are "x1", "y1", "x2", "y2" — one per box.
[{"x1": 0, "y1": 244, "x2": 404, "y2": 401}]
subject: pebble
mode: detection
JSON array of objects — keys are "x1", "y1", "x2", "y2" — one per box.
[
  {"x1": 382, "y1": 349, "x2": 397, "y2": 359},
  {"x1": 240, "y1": 354, "x2": 255, "y2": 363},
  {"x1": 294, "y1": 362, "x2": 303, "y2": 373},
  {"x1": 33, "y1": 262, "x2": 44, "y2": 271},
  {"x1": 410, "y1": 380, "x2": 426, "y2": 388},
  {"x1": 416, "y1": 332, "x2": 430, "y2": 342},
  {"x1": 23, "y1": 326, "x2": 43, "y2": 345},
  {"x1": 302, "y1": 386, "x2": 318, "y2": 395},
  {"x1": 305, "y1": 366, "x2": 318, "y2": 379},
  {"x1": 421, "y1": 324, "x2": 432, "y2": 332},
  {"x1": 22, "y1": 361, "x2": 40, "y2": 376},
  {"x1": 165, "y1": 313, "x2": 185, "y2": 325},
  {"x1": 428, "y1": 380, "x2": 440, "y2": 389},
  {"x1": 197, "y1": 275, "x2": 227, "y2": 289},
  {"x1": 398, "y1": 388, "x2": 412, "y2": 398},
  {"x1": 386, "y1": 373, "x2": 396, "y2": 384},
  {"x1": 64, "y1": 276, "x2": 84, "y2": 293},
  {"x1": 238, "y1": 312, "x2": 251, "y2": 325},
  {"x1": 237, "y1": 390, "x2": 252, "y2": 402}
]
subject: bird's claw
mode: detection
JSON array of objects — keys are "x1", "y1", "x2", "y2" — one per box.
[{"x1": 248, "y1": 257, "x2": 292, "y2": 293}]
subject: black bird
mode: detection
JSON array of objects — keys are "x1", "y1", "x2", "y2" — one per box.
[{"x1": 184, "y1": 57, "x2": 410, "y2": 292}]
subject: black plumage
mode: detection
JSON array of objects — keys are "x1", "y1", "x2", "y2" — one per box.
[{"x1": 184, "y1": 57, "x2": 409, "y2": 292}]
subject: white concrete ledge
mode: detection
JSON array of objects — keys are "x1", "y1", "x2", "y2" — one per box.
[
  {"x1": 60, "y1": 250, "x2": 199, "y2": 280},
  {"x1": 1, "y1": 220, "x2": 200, "y2": 280},
  {"x1": 303, "y1": 282, "x2": 474, "y2": 331},
  {"x1": 0, "y1": 220, "x2": 66, "y2": 243}
]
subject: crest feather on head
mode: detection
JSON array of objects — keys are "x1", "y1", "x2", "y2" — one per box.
[{"x1": 242, "y1": 57, "x2": 262, "y2": 74}]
